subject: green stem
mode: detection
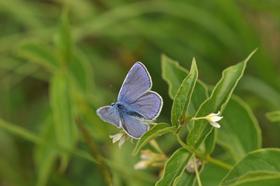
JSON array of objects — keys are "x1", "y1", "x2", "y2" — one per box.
[
  {"x1": 175, "y1": 133, "x2": 233, "y2": 171},
  {"x1": 193, "y1": 157, "x2": 202, "y2": 186},
  {"x1": 206, "y1": 155, "x2": 233, "y2": 170},
  {"x1": 149, "y1": 139, "x2": 164, "y2": 154}
]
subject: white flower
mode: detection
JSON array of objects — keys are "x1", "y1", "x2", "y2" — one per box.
[
  {"x1": 205, "y1": 111, "x2": 223, "y2": 128},
  {"x1": 192, "y1": 111, "x2": 223, "y2": 128},
  {"x1": 110, "y1": 132, "x2": 127, "y2": 147}
]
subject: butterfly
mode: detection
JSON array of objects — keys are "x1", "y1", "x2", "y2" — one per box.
[{"x1": 96, "y1": 62, "x2": 163, "y2": 139}]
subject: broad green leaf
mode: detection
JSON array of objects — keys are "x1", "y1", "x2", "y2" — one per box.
[
  {"x1": 161, "y1": 55, "x2": 208, "y2": 116},
  {"x1": 161, "y1": 55, "x2": 188, "y2": 99},
  {"x1": 200, "y1": 163, "x2": 228, "y2": 186},
  {"x1": 217, "y1": 96, "x2": 261, "y2": 161},
  {"x1": 221, "y1": 148, "x2": 280, "y2": 186},
  {"x1": 133, "y1": 123, "x2": 175, "y2": 155},
  {"x1": 18, "y1": 43, "x2": 59, "y2": 71},
  {"x1": 171, "y1": 59, "x2": 198, "y2": 126},
  {"x1": 187, "y1": 50, "x2": 256, "y2": 149},
  {"x1": 203, "y1": 129, "x2": 217, "y2": 155},
  {"x1": 266, "y1": 110, "x2": 280, "y2": 123},
  {"x1": 50, "y1": 71, "x2": 77, "y2": 168},
  {"x1": 173, "y1": 171, "x2": 195, "y2": 186},
  {"x1": 156, "y1": 148, "x2": 191, "y2": 186},
  {"x1": 232, "y1": 175, "x2": 280, "y2": 186}
]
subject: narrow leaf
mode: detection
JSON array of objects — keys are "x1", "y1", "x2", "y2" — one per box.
[
  {"x1": 133, "y1": 123, "x2": 175, "y2": 155},
  {"x1": 54, "y1": 9, "x2": 72, "y2": 65},
  {"x1": 156, "y1": 148, "x2": 191, "y2": 186},
  {"x1": 35, "y1": 119, "x2": 57, "y2": 186},
  {"x1": 50, "y1": 71, "x2": 77, "y2": 168},
  {"x1": 18, "y1": 43, "x2": 59, "y2": 71},
  {"x1": 171, "y1": 59, "x2": 198, "y2": 126}
]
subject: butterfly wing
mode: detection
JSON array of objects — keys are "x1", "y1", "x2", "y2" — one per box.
[
  {"x1": 117, "y1": 62, "x2": 152, "y2": 104},
  {"x1": 120, "y1": 114, "x2": 149, "y2": 139},
  {"x1": 96, "y1": 106, "x2": 121, "y2": 128},
  {"x1": 128, "y1": 91, "x2": 163, "y2": 120}
]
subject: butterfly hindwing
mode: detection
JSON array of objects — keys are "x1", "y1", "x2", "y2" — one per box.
[
  {"x1": 96, "y1": 106, "x2": 121, "y2": 128},
  {"x1": 120, "y1": 114, "x2": 149, "y2": 139},
  {"x1": 127, "y1": 91, "x2": 162, "y2": 120},
  {"x1": 117, "y1": 62, "x2": 152, "y2": 104}
]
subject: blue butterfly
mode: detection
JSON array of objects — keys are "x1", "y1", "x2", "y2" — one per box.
[{"x1": 96, "y1": 62, "x2": 163, "y2": 139}]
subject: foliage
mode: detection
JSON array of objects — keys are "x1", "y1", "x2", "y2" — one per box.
[{"x1": 0, "y1": 1, "x2": 280, "y2": 186}]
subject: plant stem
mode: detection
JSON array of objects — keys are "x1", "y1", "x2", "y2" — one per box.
[
  {"x1": 206, "y1": 155, "x2": 233, "y2": 170},
  {"x1": 149, "y1": 139, "x2": 164, "y2": 154},
  {"x1": 193, "y1": 157, "x2": 202, "y2": 186}
]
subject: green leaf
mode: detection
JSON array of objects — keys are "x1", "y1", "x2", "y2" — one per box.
[
  {"x1": 50, "y1": 71, "x2": 77, "y2": 168},
  {"x1": 266, "y1": 110, "x2": 280, "y2": 123},
  {"x1": 161, "y1": 55, "x2": 188, "y2": 99},
  {"x1": 203, "y1": 129, "x2": 217, "y2": 155},
  {"x1": 35, "y1": 119, "x2": 57, "y2": 186},
  {"x1": 69, "y1": 52, "x2": 94, "y2": 94},
  {"x1": 200, "y1": 163, "x2": 228, "y2": 186},
  {"x1": 217, "y1": 96, "x2": 262, "y2": 161},
  {"x1": 54, "y1": 9, "x2": 72, "y2": 65},
  {"x1": 156, "y1": 148, "x2": 191, "y2": 186},
  {"x1": 171, "y1": 58, "x2": 198, "y2": 126},
  {"x1": 18, "y1": 42, "x2": 59, "y2": 71},
  {"x1": 133, "y1": 123, "x2": 175, "y2": 155},
  {"x1": 0, "y1": 118, "x2": 41, "y2": 144},
  {"x1": 161, "y1": 55, "x2": 208, "y2": 116},
  {"x1": 221, "y1": 148, "x2": 280, "y2": 186},
  {"x1": 232, "y1": 175, "x2": 280, "y2": 186},
  {"x1": 187, "y1": 50, "x2": 257, "y2": 149},
  {"x1": 173, "y1": 171, "x2": 195, "y2": 186}
]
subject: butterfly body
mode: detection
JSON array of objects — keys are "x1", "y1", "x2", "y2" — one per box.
[{"x1": 97, "y1": 62, "x2": 163, "y2": 139}]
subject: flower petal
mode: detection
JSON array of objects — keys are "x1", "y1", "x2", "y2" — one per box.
[
  {"x1": 134, "y1": 161, "x2": 148, "y2": 170},
  {"x1": 118, "y1": 135, "x2": 126, "y2": 147},
  {"x1": 211, "y1": 115, "x2": 223, "y2": 122},
  {"x1": 110, "y1": 133, "x2": 123, "y2": 143},
  {"x1": 210, "y1": 121, "x2": 221, "y2": 128}
]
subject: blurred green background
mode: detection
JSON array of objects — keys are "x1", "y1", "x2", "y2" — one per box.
[{"x1": 0, "y1": 0, "x2": 280, "y2": 186}]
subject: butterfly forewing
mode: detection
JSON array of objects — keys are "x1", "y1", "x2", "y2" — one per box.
[
  {"x1": 117, "y1": 62, "x2": 152, "y2": 104},
  {"x1": 127, "y1": 91, "x2": 162, "y2": 120}
]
